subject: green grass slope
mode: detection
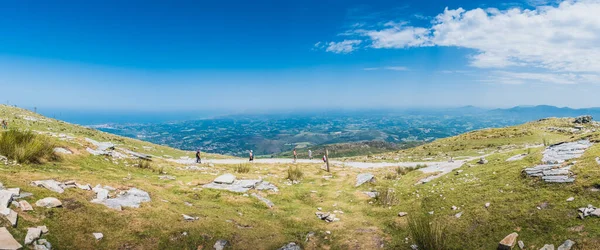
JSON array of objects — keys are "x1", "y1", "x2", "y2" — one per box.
[{"x1": 0, "y1": 105, "x2": 599, "y2": 249}]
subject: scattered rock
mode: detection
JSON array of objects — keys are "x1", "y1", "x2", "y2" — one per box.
[
  {"x1": 183, "y1": 214, "x2": 199, "y2": 221},
  {"x1": 214, "y1": 174, "x2": 236, "y2": 184},
  {"x1": 0, "y1": 190, "x2": 14, "y2": 208},
  {"x1": 542, "y1": 140, "x2": 592, "y2": 164},
  {"x1": 315, "y1": 211, "x2": 339, "y2": 222},
  {"x1": 0, "y1": 227, "x2": 22, "y2": 250},
  {"x1": 37, "y1": 226, "x2": 48, "y2": 234},
  {"x1": 278, "y1": 242, "x2": 301, "y2": 250},
  {"x1": 35, "y1": 197, "x2": 62, "y2": 208},
  {"x1": 455, "y1": 212, "x2": 463, "y2": 218},
  {"x1": 24, "y1": 227, "x2": 42, "y2": 245},
  {"x1": 477, "y1": 157, "x2": 488, "y2": 164},
  {"x1": 92, "y1": 188, "x2": 151, "y2": 211},
  {"x1": 485, "y1": 202, "x2": 491, "y2": 208},
  {"x1": 203, "y1": 177, "x2": 278, "y2": 193},
  {"x1": 31, "y1": 180, "x2": 65, "y2": 194},
  {"x1": 93, "y1": 232, "x2": 104, "y2": 240},
  {"x1": 574, "y1": 115, "x2": 592, "y2": 124},
  {"x1": 518, "y1": 240, "x2": 525, "y2": 249},
  {"x1": 451, "y1": 206, "x2": 458, "y2": 210},
  {"x1": 159, "y1": 175, "x2": 176, "y2": 180},
  {"x1": 355, "y1": 173, "x2": 375, "y2": 187},
  {"x1": 364, "y1": 191, "x2": 378, "y2": 198},
  {"x1": 0, "y1": 208, "x2": 18, "y2": 227},
  {"x1": 214, "y1": 239, "x2": 228, "y2": 250},
  {"x1": 539, "y1": 244, "x2": 554, "y2": 250},
  {"x1": 34, "y1": 239, "x2": 52, "y2": 250},
  {"x1": 14, "y1": 192, "x2": 32, "y2": 200},
  {"x1": 566, "y1": 197, "x2": 574, "y2": 202},
  {"x1": 498, "y1": 232, "x2": 518, "y2": 250},
  {"x1": 398, "y1": 212, "x2": 408, "y2": 217},
  {"x1": 251, "y1": 193, "x2": 274, "y2": 208},
  {"x1": 53, "y1": 147, "x2": 72, "y2": 155},
  {"x1": 557, "y1": 239, "x2": 575, "y2": 250}
]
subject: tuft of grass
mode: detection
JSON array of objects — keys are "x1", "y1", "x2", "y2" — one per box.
[
  {"x1": 396, "y1": 164, "x2": 427, "y2": 176},
  {"x1": 286, "y1": 165, "x2": 304, "y2": 181},
  {"x1": 374, "y1": 187, "x2": 398, "y2": 206},
  {"x1": 408, "y1": 215, "x2": 448, "y2": 250},
  {"x1": 384, "y1": 172, "x2": 398, "y2": 180},
  {"x1": 0, "y1": 129, "x2": 57, "y2": 164},
  {"x1": 234, "y1": 163, "x2": 250, "y2": 173},
  {"x1": 136, "y1": 159, "x2": 152, "y2": 169}
]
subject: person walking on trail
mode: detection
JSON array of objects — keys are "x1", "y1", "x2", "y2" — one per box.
[
  {"x1": 249, "y1": 150, "x2": 254, "y2": 162},
  {"x1": 308, "y1": 149, "x2": 313, "y2": 160},
  {"x1": 293, "y1": 149, "x2": 297, "y2": 163},
  {"x1": 195, "y1": 150, "x2": 201, "y2": 164},
  {"x1": 1, "y1": 120, "x2": 7, "y2": 130}
]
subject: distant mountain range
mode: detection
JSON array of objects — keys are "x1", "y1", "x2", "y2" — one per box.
[{"x1": 488, "y1": 105, "x2": 600, "y2": 120}]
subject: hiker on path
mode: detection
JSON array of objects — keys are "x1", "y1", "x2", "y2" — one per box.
[
  {"x1": 293, "y1": 149, "x2": 297, "y2": 163},
  {"x1": 195, "y1": 150, "x2": 201, "y2": 164},
  {"x1": 308, "y1": 150, "x2": 312, "y2": 160},
  {"x1": 1, "y1": 120, "x2": 7, "y2": 130},
  {"x1": 249, "y1": 150, "x2": 254, "y2": 162}
]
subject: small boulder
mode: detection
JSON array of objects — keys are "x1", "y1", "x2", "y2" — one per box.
[
  {"x1": 355, "y1": 173, "x2": 375, "y2": 187},
  {"x1": 24, "y1": 227, "x2": 42, "y2": 245},
  {"x1": 455, "y1": 212, "x2": 463, "y2": 218},
  {"x1": 278, "y1": 242, "x2": 301, "y2": 250},
  {"x1": 35, "y1": 197, "x2": 62, "y2": 208},
  {"x1": 498, "y1": 232, "x2": 518, "y2": 250},
  {"x1": 0, "y1": 208, "x2": 18, "y2": 227},
  {"x1": 214, "y1": 174, "x2": 236, "y2": 184},
  {"x1": 478, "y1": 158, "x2": 488, "y2": 164},
  {"x1": 19, "y1": 200, "x2": 33, "y2": 211},
  {"x1": 93, "y1": 232, "x2": 104, "y2": 240},
  {"x1": 540, "y1": 244, "x2": 554, "y2": 250},
  {"x1": 557, "y1": 240, "x2": 575, "y2": 250},
  {"x1": 485, "y1": 202, "x2": 491, "y2": 208},
  {"x1": 182, "y1": 214, "x2": 199, "y2": 221},
  {"x1": 398, "y1": 212, "x2": 408, "y2": 217},
  {"x1": 566, "y1": 197, "x2": 574, "y2": 202},
  {"x1": 214, "y1": 239, "x2": 228, "y2": 250},
  {"x1": 518, "y1": 240, "x2": 525, "y2": 249}
]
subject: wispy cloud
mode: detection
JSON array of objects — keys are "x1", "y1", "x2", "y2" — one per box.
[
  {"x1": 319, "y1": 40, "x2": 362, "y2": 54},
  {"x1": 322, "y1": 0, "x2": 600, "y2": 84}
]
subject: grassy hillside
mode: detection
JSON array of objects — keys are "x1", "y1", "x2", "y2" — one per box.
[
  {"x1": 273, "y1": 140, "x2": 424, "y2": 159},
  {"x1": 0, "y1": 104, "x2": 599, "y2": 249}
]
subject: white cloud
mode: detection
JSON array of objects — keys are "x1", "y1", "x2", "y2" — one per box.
[
  {"x1": 325, "y1": 0, "x2": 600, "y2": 84},
  {"x1": 323, "y1": 40, "x2": 362, "y2": 54}
]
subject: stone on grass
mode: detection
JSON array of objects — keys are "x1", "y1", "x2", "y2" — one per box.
[
  {"x1": 455, "y1": 212, "x2": 463, "y2": 218},
  {"x1": 5, "y1": 188, "x2": 19, "y2": 197},
  {"x1": 518, "y1": 240, "x2": 524, "y2": 249},
  {"x1": 278, "y1": 242, "x2": 301, "y2": 250},
  {"x1": 182, "y1": 214, "x2": 199, "y2": 221},
  {"x1": 0, "y1": 190, "x2": 14, "y2": 208},
  {"x1": 251, "y1": 193, "x2": 274, "y2": 208},
  {"x1": 93, "y1": 232, "x2": 103, "y2": 240},
  {"x1": 0, "y1": 208, "x2": 18, "y2": 227},
  {"x1": 37, "y1": 226, "x2": 48, "y2": 234},
  {"x1": 24, "y1": 227, "x2": 42, "y2": 245},
  {"x1": 398, "y1": 212, "x2": 408, "y2": 217},
  {"x1": 92, "y1": 188, "x2": 150, "y2": 211},
  {"x1": 53, "y1": 147, "x2": 72, "y2": 154},
  {"x1": 214, "y1": 239, "x2": 228, "y2": 250},
  {"x1": 19, "y1": 200, "x2": 33, "y2": 211},
  {"x1": 364, "y1": 191, "x2": 378, "y2": 198},
  {"x1": 214, "y1": 174, "x2": 236, "y2": 184},
  {"x1": 31, "y1": 180, "x2": 65, "y2": 194},
  {"x1": 35, "y1": 197, "x2": 62, "y2": 208},
  {"x1": 498, "y1": 232, "x2": 518, "y2": 250},
  {"x1": 540, "y1": 244, "x2": 554, "y2": 250},
  {"x1": 355, "y1": 173, "x2": 375, "y2": 187},
  {"x1": 0, "y1": 227, "x2": 22, "y2": 250},
  {"x1": 34, "y1": 239, "x2": 52, "y2": 250},
  {"x1": 485, "y1": 202, "x2": 490, "y2": 208},
  {"x1": 566, "y1": 197, "x2": 574, "y2": 202},
  {"x1": 557, "y1": 240, "x2": 575, "y2": 250}
]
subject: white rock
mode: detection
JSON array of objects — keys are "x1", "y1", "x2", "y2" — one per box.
[
  {"x1": 0, "y1": 190, "x2": 14, "y2": 208},
  {"x1": 93, "y1": 232, "x2": 104, "y2": 240},
  {"x1": 214, "y1": 239, "x2": 228, "y2": 250},
  {"x1": 35, "y1": 197, "x2": 62, "y2": 208},
  {"x1": 31, "y1": 180, "x2": 65, "y2": 193},
  {"x1": 398, "y1": 212, "x2": 408, "y2": 217},
  {"x1": 0, "y1": 208, "x2": 17, "y2": 227},
  {"x1": 566, "y1": 197, "x2": 575, "y2": 202},
  {"x1": 214, "y1": 174, "x2": 236, "y2": 184},
  {"x1": 0, "y1": 227, "x2": 22, "y2": 250},
  {"x1": 558, "y1": 239, "x2": 575, "y2": 250},
  {"x1": 485, "y1": 202, "x2": 491, "y2": 208},
  {"x1": 19, "y1": 200, "x2": 33, "y2": 211},
  {"x1": 24, "y1": 227, "x2": 42, "y2": 245}
]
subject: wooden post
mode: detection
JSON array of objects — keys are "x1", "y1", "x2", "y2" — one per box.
[{"x1": 325, "y1": 148, "x2": 330, "y2": 172}]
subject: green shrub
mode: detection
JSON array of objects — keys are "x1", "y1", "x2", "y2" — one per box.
[
  {"x1": 0, "y1": 129, "x2": 57, "y2": 164},
  {"x1": 235, "y1": 164, "x2": 250, "y2": 173},
  {"x1": 286, "y1": 166, "x2": 304, "y2": 181},
  {"x1": 408, "y1": 215, "x2": 448, "y2": 250},
  {"x1": 384, "y1": 172, "x2": 398, "y2": 180},
  {"x1": 374, "y1": 187, "x2": 398, "y2": 206},
  {"x1": 396, "y1": 164, "x2": 427, "y2": 176}
]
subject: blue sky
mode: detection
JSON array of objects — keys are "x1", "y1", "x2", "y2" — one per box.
[{"x1": 1, "y1": 0, "x2": 599, "y2": 112}]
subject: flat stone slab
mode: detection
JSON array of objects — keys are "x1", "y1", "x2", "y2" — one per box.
[
  {"x1": 203, "y1": 179, "x2": 279, "y2": 193},
  {"x1": 542, "y1": 175, "x2": 575, "y2": 183},
  {"x1": 24, "y1": 227, "x2": 42, "y2": 245},
  {"x1": 0, "y1": 227, "x2": 22, "y2": 250},
  {"x1": 355, "y1": 173, "x2": 375, "y2": 187},
  {"x1": 278, "y1": 242, "x2": 301, "y2": 250},
  {"x1": 251, "y1": 193, "x2": 274, "y2": 208},
  {"x1": 558, "y1": 239, "x2": 575, "y2": 250},
  {"x1": 0, "y1": 208, "x2": 17, "y2": 227},
  {"x1": 542, "y1": 169, "x2": 570, "y2": 176},
  {"x1": 542, "y1": 140, "x2": 592, "y2": 164},
  {"x1": 213, "y1": 174, "x2": 236, "y2": 184},
  {"x1": 0, "y1": 190, "x2": 13, "y2": 208},
  {"x1": 498, "y1": 232, "x2": 518, "y2": 250},
  {"x1": 53, "y1": 147, "x2": 72, "y2": 154},
  {"x1": 31, "y1": 180, "x2": 65, "y2": 194},
  {"x1": 92, "y1": 188, "x2": 150, "y2": 211}
]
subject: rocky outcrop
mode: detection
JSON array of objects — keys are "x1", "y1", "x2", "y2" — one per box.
[
  {"x1": 355, "y1": 173, "x2": 375, "y2": 187},
  {"x1": 91, "y1": 188, "x2": 151, "y2": 211},
  {"x1": 523, "y1": 140, "x2": 592, "y2": 183},
  {"x1": 35, "y1": 197, "x2": 62, "y2": 208},
  {"x1": 203, "y1": 175, "x2": 279, "y2": 193},
  {"x1": 0, "y1": 227, "x2": 22, "y2": 250},
  {"x1": 574, "y1": 115, "x2": 592, "y2": 124},
  {"x1": 251, "y1": 193, "x2": 274, "y2": 208}
]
